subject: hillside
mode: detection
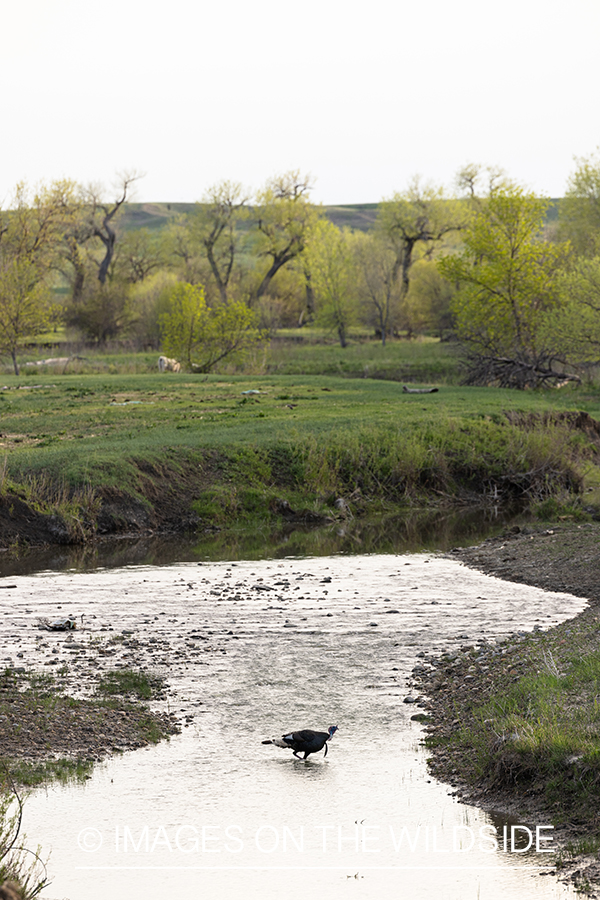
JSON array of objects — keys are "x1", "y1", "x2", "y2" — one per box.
[
  {"x1": 118, "y1": 199, "x2": 560, "y2": 233},
  {"x1": 118, "y1": 202, "x2": 381, "y2": 233}
]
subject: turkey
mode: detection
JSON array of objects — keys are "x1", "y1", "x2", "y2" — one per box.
[{"x1": 262, "y1": 725, "x2": 338, "y2": 759}]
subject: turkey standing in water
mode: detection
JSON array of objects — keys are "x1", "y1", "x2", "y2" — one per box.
[{"x1": 262, "y1": 725, "x2": 338, "y2": 759}]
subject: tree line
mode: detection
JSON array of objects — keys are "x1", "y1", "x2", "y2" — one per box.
[{"x1": 2, "y1": 155, "x2": 600, "y2": 384}]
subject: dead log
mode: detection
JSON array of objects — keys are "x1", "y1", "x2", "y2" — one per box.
[{"x1": 402, "y1": 386, "x2": 439, "y2": 394}]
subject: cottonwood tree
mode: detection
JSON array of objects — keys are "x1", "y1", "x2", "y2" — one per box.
[
  {"x1": 163, "y1": 214, "x2": 207, "y2": 286},
  {"x1": 542, "y1": 257, "x2": 600, "y2": 367},
  {"x1": 438, "y1": 178, "x2": 572, "y2": 387},
  {"x1": 353, "y1": 232, "x2": 399, "y2": 345},
  {"x1": 187, "y1": 181, "x2": 249, "y2": 303},
  {"x1": 0, "y1": 180, "x2": 77, "y2": 372},
  {"x1": 559, "y1": 150, "x2": 600, "y2": 256},
  {"x1": 405, "y1": 259, "x2": 456, "y2": 339},
  {"x1": 160, "y1": 282, "x2": 264, "y2": 372},
  {"x1": 82, "y1": 172, "x2": 142, "y2": 284},
  {"x1": 0, "y1": 261, "x2": 52, "y2": 373},
  {"x1": 377, "y1": 176, "x2": 464, "y2": 317},
  {"x1": 65, "y1": 173, "x2": 144, "y2": 342},
  {"x1": 253, "y1": 171, "x2": 320, "y2": 302},
  {"x1": 304, "y1": 220, "x2": 357, "y2": 347}
]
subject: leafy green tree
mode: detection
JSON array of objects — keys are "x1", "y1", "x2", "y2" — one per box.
[
  {"x1": 438, "y1": 179, "x2": 570, "y2": 387},
  {"x1": 116, "y1": 228, "x2": 165, "y2": 284},
  {"x1": 129, "y1": 271, "x2": 179, "y2": 349},
  {"x1": 163, "y1": 214, "x2": 208, "y2": 286},
  {"x1": 305, "y1": 220, "x2": 357, "y2": 347},
  {"x1": 0, "y1": 260, "x2": 53, "y2": 374},
  {"x1": 0, "y1": 180, "x2": 77, "y2": 372},
  {"x1": 542, "y1": 257, "x2": 600, "y2": 366},
  {"x1": 253, "y1": 171, "x2": 320, "y2": 302},
  {"x1": 403, "y1": 259, "x2": 456, "y2": 339},
  {"x1": 559, "y1": 150, "x2": 600, "y2": 256},
  {"x1": 160, "y1": 282, "x2": 264, "y2": 372},
  {"x1": 353, "y1": 232, "x2": 399, "y2": 345},
  {"x1": 377, "y1": 177, "x2": 464, "y2": 308},
  {"x1": 67, "y1": 278, "x2": 136, "y2": 344}
]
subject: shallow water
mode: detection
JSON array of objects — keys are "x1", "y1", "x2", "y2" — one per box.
[
  {"x1": 3, "y1": 554, "x2": 585, "y2": 900},
  {"x1": 0, "y1": 503, "x2": 525, "y2": 576}
]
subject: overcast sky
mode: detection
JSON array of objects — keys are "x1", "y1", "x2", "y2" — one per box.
[{"x1": 2, "y1": 0, "x2": 599, "y2": 205}]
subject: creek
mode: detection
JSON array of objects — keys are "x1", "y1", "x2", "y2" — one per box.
[{"x1": 0, "y1": 544, "x2": 586, "y2": 900}]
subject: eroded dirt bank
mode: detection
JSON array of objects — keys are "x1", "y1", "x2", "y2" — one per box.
[{"x1": 413, "y1": 523, "x2": 600, "y2": 896}]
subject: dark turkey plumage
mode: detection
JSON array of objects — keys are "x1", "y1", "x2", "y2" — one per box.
[{"x1": 262, "y1": 725, "x2": 338, "y2": 759}]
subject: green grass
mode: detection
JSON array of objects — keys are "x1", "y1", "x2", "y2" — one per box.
[
  {"x1": 266, "y1": 334, "x2": 461, "y2": 381},
  {"x1": 0, "y1": 337, "x2": 599, "y2": 537},
  {"x1": 6, "y1": 757, "x2": 93, "y2": 787},
  {"x1": 97, "y1": 669, "x2": 166, "y2": 701},
  {"x1": 0, "y1": 371, "x2": 598, "y2": 465},
  {"x1": 0, "y1": 369, "x2": 597, "y2": 533},
  {"x1": 423, "y1": 611, "x2": 600, "y2": 828}
]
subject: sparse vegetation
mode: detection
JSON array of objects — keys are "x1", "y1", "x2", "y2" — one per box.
[{"x1": 98, "y1": 669, "x2": 166, "y2": 701}]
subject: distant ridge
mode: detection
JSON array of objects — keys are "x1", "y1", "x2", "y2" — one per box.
[
  {"x1": 119, "y1": 202, "x2": 380, "y2": 233},
  {"x1": 118, "y1": 199, "x2": 560, "y2": 233}
]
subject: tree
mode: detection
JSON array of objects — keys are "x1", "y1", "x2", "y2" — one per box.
[
  {"x1": 542, "y1": 257, "x2": 600, "y2": 366},
  {"x1": 305, "y1": 220, "x2": 357, "y2": 347},
  {"x1": 116, "y1": 228, "x2": 165, "y2": 284},
  {"x1": 353, "y1": 232, "x2": 399, "y2": 345},
  {"x1": 129, "y1": 271, "x2": 179, "y2": 349},
  {"x1": 0, "y1": 180, "x2": 77, "y2": 373},
  {"x1": 253, "y1": 171, "x2": 320, "y2": 302},
  {"x1": 80, "y1": 172, "x2": 142, "y2": 285},
  {"x1": 160, "y1": 282, "x2": 264, "y2": 372},
  {"x1": 163, "y1": 214, "x2": 207, "y2": 286},
  {"x1": 0, "y1": 260, "x2": 52, "y2": 374},
  {"x1": 64, "y1": 173, "x2": 145, "y2": 343},
  {"x1": 403, "y1": 259, "x2": 456, "y2": 339},
  {"x1": 438, "y1": 179, "x2": 571, "y2": 387},
  {"x1": 559, "y1": 150, "x2": 600, "y2": 256},
  {"x1": 188, "y1": 181, "x2": 249, "y2": 303},
  {"x1": 377, "y1": 176, "x2": 464, "y2": 322}
]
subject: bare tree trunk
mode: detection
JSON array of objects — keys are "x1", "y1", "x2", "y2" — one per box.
[
  {"x1": 304, "y1": 268, "x2": 315, "y2": 317},
  {"x1": 96, "y1": 220, "x2": 116, "y2": 285},
  {"x1": 11, "y1": 350, "x2": 19, "y2": 376},
  {"x1": 205, "y1": 244, "x2": 228, "y2": 303},
  {"x1": 256, "y1": 254, "x2": 294, "y2": 301}
]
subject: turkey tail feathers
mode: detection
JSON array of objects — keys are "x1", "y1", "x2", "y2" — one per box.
[{"x1": 262, "y1": 737, "x2": 289, "y2": 748}]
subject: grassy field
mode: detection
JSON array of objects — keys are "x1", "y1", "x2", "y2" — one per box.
[
  {"x1": 0, "y1": 367, "x2": 596, "y2": 541},
  {"x1": 1, "y1": 371, "x2": 598, "y2": 473},
  {"x1": 266, "y1": 334, "x2": 461, "y2": 381},
  {"x1": 1, "y1": 334, "x2": 599, "y2": 543},
  {"x1": 16, "y1": 333, "x2": 462, "y2": 383}
]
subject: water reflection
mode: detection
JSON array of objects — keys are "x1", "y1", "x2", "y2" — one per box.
[{"x1": 0, "y1": 504, "x2": 526, "y2": 577}]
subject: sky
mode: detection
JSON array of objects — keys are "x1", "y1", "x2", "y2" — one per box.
[{"x1": 2, "y1": 0, "x2": 600, "y2": 206}]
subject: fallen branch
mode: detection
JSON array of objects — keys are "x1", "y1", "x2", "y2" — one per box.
[{"x1": 402, "y1": 385, "x2": 439, "y2": 394}]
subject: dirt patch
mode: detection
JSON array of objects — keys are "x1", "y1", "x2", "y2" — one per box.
[
  {"x1": 0, "y1": 680, "x2": 178, "y2": 762},
  {"x1": 0, "y1": 666, "x2": 180, "y2": 793}
]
